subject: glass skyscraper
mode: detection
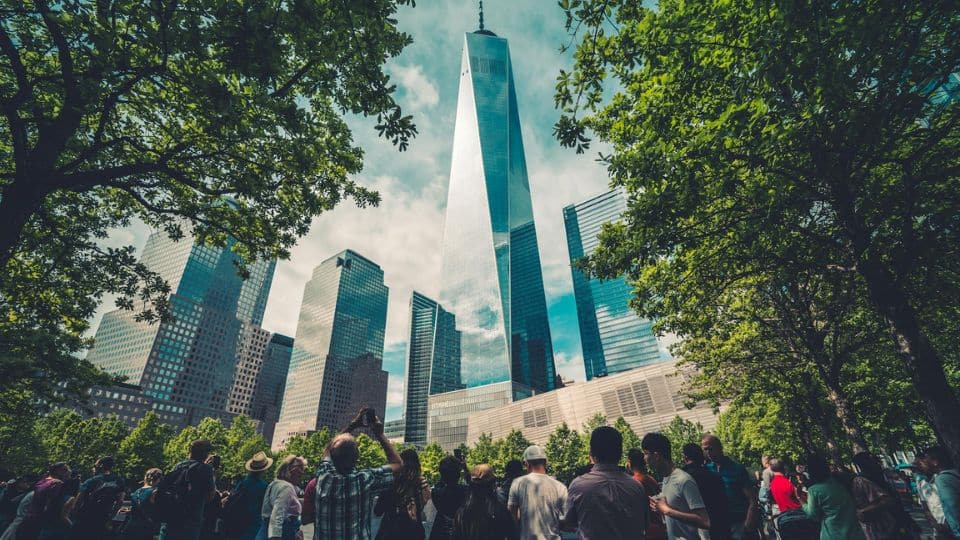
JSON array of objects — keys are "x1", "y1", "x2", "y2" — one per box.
[
  {"x1": 272, "y1": 250, "x2": 389, "y2": 449},
  {"x1": 427, "y1": 27, "x2": 555, "y2": 448},
  {"x1": 563, "y1": 189, "x2": 665, "y2": 380}
]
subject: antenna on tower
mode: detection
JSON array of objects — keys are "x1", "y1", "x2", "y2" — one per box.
[{"x1": 479, "y1": 0, "x2": 485, "y2": 31}]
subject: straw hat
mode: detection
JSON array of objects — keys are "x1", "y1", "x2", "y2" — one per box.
[{"x1": 245, "y1": 451, "x2": 274, "y2": 472}]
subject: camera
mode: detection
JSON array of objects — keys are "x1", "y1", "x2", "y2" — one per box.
[{"x1": 365, "y1": 408, "x2": 377, "y2": 426}]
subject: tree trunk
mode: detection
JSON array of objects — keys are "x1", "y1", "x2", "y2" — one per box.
[
  {"x1": 823, "y1": 385, "x2": 869, "y2": 455},
  {"x1": 801, "y1": 373, "x2": 845, "y2": 465},
  {"x1": 0, "y1": 180, "x2": 45, "y2": 270}
]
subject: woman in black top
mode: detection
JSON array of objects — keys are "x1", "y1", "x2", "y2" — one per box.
[
  {"x1": 375, "y1": 449, "x2": 428, "y2": 540},
  {"x1": 429, "y1": 457, "x2": 469, "y2": 540},
  {"x1": 451, "y1": 465, "x2": 517, "y2": 540}
]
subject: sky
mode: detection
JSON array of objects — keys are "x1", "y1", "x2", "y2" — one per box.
[{"x1": 90, "y1": 1, "x2": 633, "y2": 421}]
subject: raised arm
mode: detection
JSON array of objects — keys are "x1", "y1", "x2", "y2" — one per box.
[{"x1": 370, "y1": 413, "x2": 403, "y2": 475}]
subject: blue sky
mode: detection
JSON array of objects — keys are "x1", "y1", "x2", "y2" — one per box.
[{"x1": 91, "y1": 2, "x2": 623, "y2": 421}]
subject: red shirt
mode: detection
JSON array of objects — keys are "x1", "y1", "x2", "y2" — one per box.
[{"x1": 770, "y1": 474, "x2": 801, "y2": 511}]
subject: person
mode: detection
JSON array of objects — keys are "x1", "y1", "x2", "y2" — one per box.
[
  {"x1": 0, "y1": 474, "x2": 35, "y2": 533},
  {"x1": 22, "y1": 462, "x2": 76, "y2": 540},
  {"x1": 767, "y1": 459, "x2": 801, "y2": 513},
  {"x1": 313, "y1": 407, "x2": 402, "y2": 540},
  {"x1": 159, "y1": 439, "x2": 217, "y2": 540},
  {"x1": 506, "y1": 445, "x2": 567, "y2": 540},
  {"x1": 120, "y1": 468, "x2": 163, "y2": 540},
  {"x1": 201, "y1": 455, "x2": 228, "y2": 540},
  {"x1": 375, "y1": 448, "x2": 429, "y2": 540},
  {"x1": 850, "y1": 452, "x2": 917, "y2": 540},
  {"x1": 919, "y1": 446, "x2": 960, "y2": 538},
  {"x1": 497, "y1": 461, "x2": 524, "y2": 508},
  {"x1": 681, "y1": 443, "x2": 730, "y2": 540},
  {"x1": 257, "y1": 455, "x2": 307, "y2": 540},
  {"x1": 701, "y1": 435, "x2": 758, "y2": 540},
  {"x1": 627, "y1": 448, "x2": 667, "y2": 540},
  {"x1": 641, "y1": 433, "x2": 709, "y2": 540},
  {"x1": 452, "y1": 464, "x2": 516, "y2": 540},
  {"x1": 802, "y1": 455, "x2": 865, "y2": 540},
  {"x1": 224, "y1": 452, "x2": 273, "y2": 540},
  {"x1": 0, "y1": 487, "x2": 34, "y2": 540},
  {"x1": 429, "y1": 456, "x2": 469, "y2": 540},
  {"x1": 561, "y1": 426, "x2": 647, "y2": 539},
  {"x1": 71, "y1": 456, "x2": 125, "y2": 540},
  {"x1": 914, "y1": 455, "x2": 950, "y2": 538}
]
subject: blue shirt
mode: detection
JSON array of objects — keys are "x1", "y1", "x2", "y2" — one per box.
[
  {"x1": 234, "y1": 473, "x2": 269, "y2": 531},
  {"x1": 934, "y1": 469, "x2": 960, "y2": 537},
  {"x1": 706, "y1": 455, "x2": 752, "y2": 518}
]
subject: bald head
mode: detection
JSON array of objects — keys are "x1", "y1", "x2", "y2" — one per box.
[
  {"x1": 701, "y1": 434, "x2": 723, "y2": 461},
  {"x1": 329, "y1": 433, "x2": 359, "y2": 474}
]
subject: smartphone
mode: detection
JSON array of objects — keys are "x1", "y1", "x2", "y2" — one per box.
[{"x1": 365, "y1": 408, "x2": 377, "y2": 425}]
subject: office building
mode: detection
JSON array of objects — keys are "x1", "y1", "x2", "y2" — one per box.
[
  {"x1": 272, "y1": 250, "x2": 389, "y2": 449},
  {"x1": 563, "y1": 189, "x2": 665, "y2": 380},
  {"x1": 227, "y1": 331, "x2": 293, "y2": 444}
]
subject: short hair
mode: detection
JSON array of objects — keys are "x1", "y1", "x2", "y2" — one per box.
[
  {"x1": 641, "y1": 432, "x2": 671, "y2": 462},
  {"x1": 701, "y1": 434, "x2": 722, "y2": 450},
  {"x1": 328, "y1": 434, "x2": 359, "y2": 474},
  {"x1": 769, "y1": 458, "x2": 785, "y2": 473},
  {"x1": 923, "y1": 446, "x2": 955, "y2": 469},
  {"x1": 682, "y1": 443, "x2": 705, "y2": 465},
  {"x1": 805, "y1": 455, "x2": 831, "y2": 484},
  {"x1": 276, "y1": 455, "x2": 307, "y2": 482},
  {"x1": 439, "y1": 456, "x2": 462, "y2": 484},
  {"x1": 627, "y1": 448, "x2": 647, "y2": 473},
  {"x1": 504, "y1": 459, "x2": 524, "y2": 477},
  {"x1": 590, "y1": 426, "x2": 623, "y2": 464},
  {"x1": 95, "y1": 456, "x2": 115, "y2": 471},
  {"x1": 189, "y1": 440, "x2": 213, "y2": 461},
  {"x1": 47, "y1": 462, "x2": 70, "y2": 477}
]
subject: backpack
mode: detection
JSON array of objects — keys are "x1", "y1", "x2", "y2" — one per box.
[
  {"x1": 75, "y1": 475, "x2": 124, "y2": 521},
  {"x1": 219, "y1": 484, "x2": 251, "y2": 536},
  {"x1": 150, "y1": 461, "x2": 199, "y2": 525}
]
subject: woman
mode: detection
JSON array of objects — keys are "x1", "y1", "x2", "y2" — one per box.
[
  {"x1": 429, "y1": 457, "x2": 469, "y2": 540},
  {"x1": 256, "y1": 455, "x2": 307, "y2": 540},
  {"x1": 802, "y1": 455, "x2": 865, "y2": 540},
  {"x1": 850, "y1": 452, "x2": 918, "y2": 540},
  {"x1": 375, "y1": 449, "x2": 429, "y2": 540},
  {"x1": 120, "y1": 468, "x2": 163, "y2": 540},
  {"x1": 451, "y1": 465, "x2": 516, "y2": 540}
]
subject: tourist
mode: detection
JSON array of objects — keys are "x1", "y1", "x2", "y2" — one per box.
[
  {"x1": 452, "y1": 464, "x2": 516, "y2": 540},
  {"x1": 256, "y1": 455, "x2": 306, "y2": 540},
  {"x1": 497, "y1": 460, "x2": 524, "y2": 507},
  {"x1": 627, "y1": 448, "x2": 666, "y2": 540},
  {"x1": 119, "y1": 468, "x2": 163, "y2": 540},
  {"x1": 914, "y1": 454, "x2": 950, "y2": 538},
  {"x1": 71, "y1": 455, "x2": 125, "y2": 540},
  {"x1": 641, "y1": 433, "x2": 709, "y2": 540},
  {"x1": 0, "y1": 486, "x2": 34, "y2": 540},
  {"x1": 429, "y1": 456, "x2": 469, "y2": 540},
  {"x1": 0, "y1": 474, "x2": 35, "y2": 533},
  {"x1": 22, "y1": 462, "x2": 75, "y2": 540},
  {"x1": 223, "y1": 452, "x2": 273, "y2": 540},
  {"x1": 201, "y1": 454, "x2": 228, "y2": 540},
  {"x1": 802, "y1": 455, "x2": 865, "y2": 540},
  {"x1": 375, "y1": 448, "x2": 429, "y2": 540},
  {"x1": 506, "y1": 445, "x2": 567, "y2": 540},
  {"x1": 681, "y1": 443, "x2": 730, "y2": 540},
  {"x1": 850, "y1": 451, "x2": 917, "y2": 539},
  {"x1": 919, "y1": 446, "x2": 960, "y2": 538},
  {"x1": 701, "y1": 435, "x2": 759, "y2": 539},
  {"x1": 767, "y1": 459, "x2": 801, "y2": 513},
  {"x1": 313, "y1": 407, "x2": 402, "y2": 540},
  {"x1": 158, "y1": 439, "x2": 217, "y2": 540},
  {"x1": 561, "y1": 426, "x2": 647, "y2": 539}
]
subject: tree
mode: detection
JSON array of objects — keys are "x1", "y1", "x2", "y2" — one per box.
[
  {"x1": 467, "y1": 433, "x2": 500, "y2": 473},
  {"x1": 117, "y1": 411, "x2": 174, "y2": 481},
  {"x1": 498, "y1": 430, "x2": 533, "y2": 470},
  {"x1": 0, "y1": 0, "x2": 417, "y2": 406},
  {"x1": 556, "y1": 0, "x2": 960, "y2": 462},
  {"x1": 419, "y1": 442, "x2": 446, "y2": 485},
  {"x1": 579, "y1": 413, "x2": 607, "y2": 463},
  {"x1": 223, "y1": 416, "x2": 270, "y2": 478},
  {"x1": 545, "y1": 423, "x2": 584, "y2": 484},
  {"x1": 281, "y1": 428, "x2": 332, "y2": 470},
  {"x1": 662, "y1": 416, "x2": 705, "y2": 467},
  {"x1": 35, "y1": 409, "x2": 129, "y2": 471},
  {"x1": 356, "y1": 433, "x2": 386, "y2": 470},
  {"x1": 0, "y1": 387, "x2": 43, "y2": 474},
  {"x1": 613, "y1": 417, "x2": 642, "y2": 466}
]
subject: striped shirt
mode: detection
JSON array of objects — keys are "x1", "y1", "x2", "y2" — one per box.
[{"x1": 313, "y1": 459, "x2": 394, "y2": 540}]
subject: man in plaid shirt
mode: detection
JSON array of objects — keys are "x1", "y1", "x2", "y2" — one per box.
[{"x1": 313, "y1": 407, "x2": 402, "y2": 540}]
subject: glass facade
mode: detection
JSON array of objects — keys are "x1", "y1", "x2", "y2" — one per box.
[
  {"x1": 563, "y1": 189, "x2": 665, "y2": 380},
  {"x1": 273, "y1": 250, "x2": 389, "y2": 449},
  {"x1": 438, "y1": 30, "x2": 555, "y2": 393}
]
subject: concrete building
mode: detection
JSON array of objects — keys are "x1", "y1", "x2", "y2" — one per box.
[{"x1": 227, "y1": 331, "x2": 293, "y2": 444}]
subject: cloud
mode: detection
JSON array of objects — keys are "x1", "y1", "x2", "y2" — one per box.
[
  {"x1": 386, "y1": 373, "x2": 406, "y2": 418},
  {"x1": 553, "y1": 351, "x2": 585, "y2": 383},
  {"x1": 391, "y1": 64, "x2": 440, "y2": 110}
]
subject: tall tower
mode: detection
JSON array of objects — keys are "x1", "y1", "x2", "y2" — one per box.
[
  {"x1": 272, "y1": 250, "x2": 389, "y2": 449},
  {"x1": 427, "y1": 25, "x2": 555, "y2": 448},
  {"x1": 563, "y1": 189, "x2": 665, "y2": 380}
]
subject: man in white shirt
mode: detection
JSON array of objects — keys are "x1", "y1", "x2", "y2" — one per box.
[
  {"x1": 508, "y1": 445, "x2": 569, "y2": 540},
  {"x1": 642, "y1": 432, "x2": 711, "y2": 540}
]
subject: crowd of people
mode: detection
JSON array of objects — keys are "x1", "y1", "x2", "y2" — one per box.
[{"x1": 1, "y1": 407, "x2": 958, "y2": 540}]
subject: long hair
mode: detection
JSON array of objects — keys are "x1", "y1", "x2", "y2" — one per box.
[
  {"x1": 453, "y1": 478, "x2": 499, "y2": 540},
  {"x1": 395, "y1": 448, "x2": 422, "y2": 504},
  {"x1": 853, "y1": 452, "x2": 895, "y2": 496}
]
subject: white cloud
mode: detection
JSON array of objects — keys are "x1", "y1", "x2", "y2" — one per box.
[
  {"x1": 391, "y1": 64, "x2": 440, "y2": 110},
  {"x1": 554, "y1": 351, "x2": 585, "y2": 383},
  {"x1": 387, "y1": 374, "x2": 406, "y2": 411}
]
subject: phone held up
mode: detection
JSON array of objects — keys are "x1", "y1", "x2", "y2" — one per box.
[{"x1": 365, "y1": 408, "x2": 377, "y2": 426}]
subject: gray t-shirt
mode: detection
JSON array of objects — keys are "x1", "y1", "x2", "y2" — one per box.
[
  {"x1": 660, "y1": 468, "x2": 706, "y2": 540},
  {"x1": 508, "y1": 472, "x2": 568, "y2": 540}
]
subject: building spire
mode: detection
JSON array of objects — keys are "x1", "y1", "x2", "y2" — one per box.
[{"x1": 479, "y1": 1, "x2": 485, "y2": 31}]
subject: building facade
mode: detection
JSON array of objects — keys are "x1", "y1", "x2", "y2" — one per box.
[
  {"x1": 227, "y1": 331, "x2": 293, "y2": 444},
  {"x1": 465, "y1": 361, "x2": 718, "y2": 445},
  {"x1": 272, "y1": 250, "x2": 389, "y2": 449},
  {"x1": 563, "y1": 189, "x2": 665, "y2": 380}
]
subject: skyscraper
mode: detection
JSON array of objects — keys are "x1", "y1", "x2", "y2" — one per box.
[
  {"x1": 427, "y1": 24, "x2": 555, "y2": 448},
  {"x1": 563, "y1": 189, "x2": 665, "y2": 380},
  {"x1": 227, "y1": 331, "x2": 293, "y2": 444},
  {"x1": 272, "y1": 250, "x2": 389, "y2": 449},
  {"x1": 86, "y1": 229, "x2": 276, "y2": 427}
]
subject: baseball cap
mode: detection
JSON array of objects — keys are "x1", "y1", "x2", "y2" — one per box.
[{"x1": 523, "y1": 445, "x2": 547, "y2": 462}]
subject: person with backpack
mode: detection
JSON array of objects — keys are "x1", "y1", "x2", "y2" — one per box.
[
  {"x1": 429, "y1": 456, "x2": 469, "y2": 540},
  {"x1": 71, "y1": 456, "x2": 125, "y2": 540},
  {"x1": 850, "y1": 452, "x2": 919, "y2": 540},
  {"x1": 20, "y1": 463, "x2": 75, "y2": 540},
  {"x1": 223, "y1": 452, "x2": 272, "y2": 540},
  {"x1": 918, "y1": 447, "x2": 960, "y2": 539},
  {"x1": 156, "y1": 440, "x2": 216, "y2": 540},
  {"x1": 119, "y1": 468, "x2": 163, "y2": 540}
]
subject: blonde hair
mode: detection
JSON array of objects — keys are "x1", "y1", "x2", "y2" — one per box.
[
  {"x1": 143, "y1": 468, "x2": 163, "y2": 486},
  {"x1": 276, "y1": 455, "x2": 307, "y2": 482}
]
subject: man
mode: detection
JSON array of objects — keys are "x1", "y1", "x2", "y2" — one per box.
[
  {"x1": 313, "y1": 407, "x2": 402, "y2": 540},
  {"x1": 560, "y1": 426, "x2": 646, "y2": 539},
  {"x1": 702, "y1": 435, "x2": 759, "y2": 539},
  {"x1": 920, "y1": 446, "x2": 960, "y2": 538},
  {"x1": 20, "y1": 463, "x2": 74, "y2": 540},
  {"x1": 507, "y1": 445, "x2": 568, "y2": 540},
  {"x1": 223, "y1": 451, "x2": 273, "y2": 540},
  {"x1": 160, "y1": 439, "x2": 217, "y2": 540},
  {"x1": 628, "y1": 449, "x2": 666, "y2": 540},
  {"x1": 0, "y1": 474, "x2": 35, "y2": 532},
  {"x1": 71, "y1": 455, "x2": 125, "y2": 539},
  {"x1": 681, "y1": 443, "x2": 730, "y2": 540},
  {"x1": 767, "y1": 458, "x2": 801, "y2": 513},
  {"x1": 641, "y1": 433, "x2": 709, "y2": 540}
]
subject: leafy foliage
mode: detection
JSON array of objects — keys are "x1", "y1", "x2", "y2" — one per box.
[
  {"x1": 418, "y1": 442, "x2": 446, "y2": 485},
  {"x1": 661, "y1": 416, "x2": 706, "y2": 467},
  {"x1": 117, "y1": 411, "x2": 174, "y2": 481},
  {"x1": 34, "y1": 409, "x2": 129, "y2": 472},
  {"x1": 545, "y1": 423, "x2": 585, "y2": 484}
]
